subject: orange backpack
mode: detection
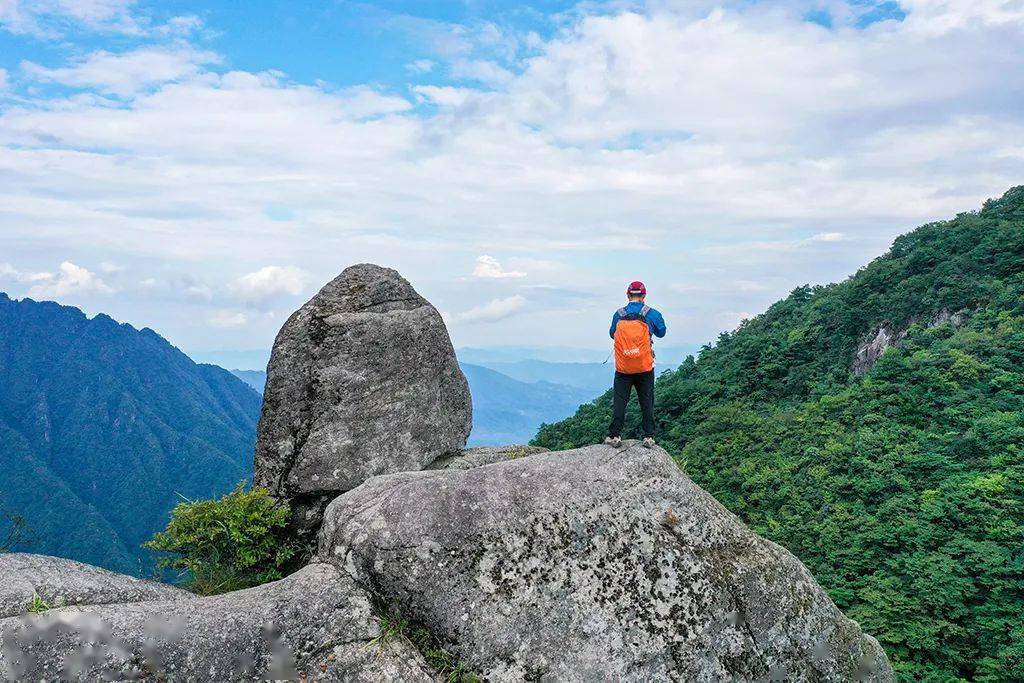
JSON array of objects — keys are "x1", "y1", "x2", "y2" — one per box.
[{"x1": 613, "y1": 305, "x2": 654, "y2": 373}]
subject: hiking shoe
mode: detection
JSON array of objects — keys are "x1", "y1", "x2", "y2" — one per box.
[
  {"x1": 604, "y1": 436, "x2": 622, "y2": 448},
  {"x1": 642, "y1": 437, "x2": 656, "y2": 449}
]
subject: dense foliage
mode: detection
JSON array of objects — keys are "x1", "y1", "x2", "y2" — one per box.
[
  {"x1": 0, "y1": 295, "x2": 261, "y2": 574},
  {"x1": 535, "y1": 187, "x2": 1024, "y2": 681},
  {"x1": 145, "y1": 484, "x2": 298, "y2": 595}
]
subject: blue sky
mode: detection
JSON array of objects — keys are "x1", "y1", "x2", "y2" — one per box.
[{"x1": 1, "y1": 0, "x2": 1022, "y2": 361}]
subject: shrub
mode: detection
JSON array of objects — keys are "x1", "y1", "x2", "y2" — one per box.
[{"x1": 144, "y1": 483, "x2": 298, "y2": 595}]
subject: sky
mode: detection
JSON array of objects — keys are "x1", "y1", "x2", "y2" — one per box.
[{"x1": 0, "y1": 0, "x2": 1022, "y2": 362}]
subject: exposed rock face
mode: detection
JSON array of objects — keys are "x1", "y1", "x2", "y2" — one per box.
[
  {"x1": 254, "y1": 263, "x2": 472, "y2": 536},
  {"x1": 0, "y1": 554, "x2": 193, "y2": 619},
  {"x1": 853, "y1": 308, "x2": 969, "y2": 376},
  {"x1": 0, "y1": 562, "x2": 434, "y2": 682},
  {"x1": 852, "y1": 325, "x2": 906, "y2": 376},
  {"x1": 319, "y1": 442, "x2": 893, "y2": 682}
]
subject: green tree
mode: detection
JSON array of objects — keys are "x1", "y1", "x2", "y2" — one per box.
[{"x1": 145, "y1": 483, "x2": 298, "y2": 596}]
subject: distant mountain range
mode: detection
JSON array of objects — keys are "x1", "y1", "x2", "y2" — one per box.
[
  {"x1": 457, "y1": 343, "x2": 701, "y2": 368},
  {"x1": 0, "y1": 294, "x2": 261, "y2": 575},
  {"x1": 231, "y1": 363, "x2": 598, "y2": 446}
]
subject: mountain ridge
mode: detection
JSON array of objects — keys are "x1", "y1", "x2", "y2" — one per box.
[{"x1": 0, "y1": 294, "x2": 261, "y2": 575}]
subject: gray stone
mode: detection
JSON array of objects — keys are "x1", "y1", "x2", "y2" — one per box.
[
  {"x1": 427, "y1": 445, "x2": 548, "y2": 471},
  {"x1": 853, "y1": 309, "x2": 969, "y2": 375},
  {"x1": 852, "y1": 325, "x2": 906, "y2": 376},
  {"x1": 0, "y1": 563, "x2": 435, "y2": 682},
  {"x1": 318, "y1": 443, "x2": 893, "y2": 682},
  {"x1": 0, "y1": 554, "x2": 193, "y2": 619},
  {"x1": 254, "y1": 263, "x2": 472, "y2": 536}
]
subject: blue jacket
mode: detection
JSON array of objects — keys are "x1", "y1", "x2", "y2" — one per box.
[{"x1": 609, "y1": 301, "x2": 667, "y2": 339}]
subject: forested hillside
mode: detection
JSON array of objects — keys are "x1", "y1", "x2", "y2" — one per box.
[
  {"x1": 0, "y1": 296, "x2": 261, "y2": 574},
  {"x1": 535, "y1": 187, "x2": 1024, "y2": 681}
]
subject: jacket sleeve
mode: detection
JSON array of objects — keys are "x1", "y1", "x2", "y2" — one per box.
[
  {"x1": 609, "y1": 311, "x2": 620, "y2": 339},
  {"x1": 650, "y1": 309, "x2": 667, "y2": 338}
]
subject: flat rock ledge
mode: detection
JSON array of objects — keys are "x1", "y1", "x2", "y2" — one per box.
[
  {"x1": 0, "y1": 554, "x2": 193, "y2": 619},
  {"x1": 0, "y1": 444, "x2": 893, "y2": 682}
]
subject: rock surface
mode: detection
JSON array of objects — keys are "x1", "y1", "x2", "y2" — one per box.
[
  {"x1": 853, "y1": 308, "x2": 969, "y2": 375},
  {"x1": 0, "y1": 554, "x2": 193, "y2": 619},
  {"x1": 0, "y1": 563, "x2": 435, "y2": 682},
  {"x1": 427, "y1": 444, "x2": 548, "y2": 470},
  {"x1": 254, "y1": 263, "x2": 472, "y2": 536},
  {"x1": 319, "y1": 442, "x2": 893, "y2": 682}
]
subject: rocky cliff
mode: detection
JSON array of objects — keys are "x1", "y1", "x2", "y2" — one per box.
[{"x1": 0, "y1": 265, "x2": 893, "y2": 681}]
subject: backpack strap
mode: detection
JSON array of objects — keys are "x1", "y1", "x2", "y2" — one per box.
[
  {"x1": 617, "y1": 307, "x2": 627, "y2": 317},
  {"x1": 640, "y1": 305, "x2": 650, "y2": 319}
]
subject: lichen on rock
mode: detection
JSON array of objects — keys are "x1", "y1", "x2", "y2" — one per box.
[{"x1": 317, "y1": 442, "x2": 894, "y2": 682}]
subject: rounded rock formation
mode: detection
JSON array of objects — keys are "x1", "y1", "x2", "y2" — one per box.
[{"x1": 254, "y1": 263, "x2": 472, "y2": 536}]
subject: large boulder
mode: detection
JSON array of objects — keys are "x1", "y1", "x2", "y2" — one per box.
[
  {"x1": 254, "y1": 263, "x2": 472, "y2": 537},
  {"x1": 0, "y1": 562, "x2": 435, "y2": 681},
  {"x1": 318, "y1": 442, "x2": 893, "y2": 682}
]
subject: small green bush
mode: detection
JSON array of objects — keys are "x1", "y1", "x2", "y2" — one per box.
[
  {"x1": 27, "y1": 593, "x2": 52, "y2": 614},
  {"x1": 144, "y1": 483, "x2": 298, "y2": 595}
]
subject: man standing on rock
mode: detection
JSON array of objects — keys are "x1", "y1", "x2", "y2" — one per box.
[{"x1": 605, "y1": 281, "x2": 666, "y2": 449}]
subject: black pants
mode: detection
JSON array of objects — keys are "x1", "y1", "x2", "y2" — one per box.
[{"x1": 608, "y1": 370, "x2": 655, "y2": 438}]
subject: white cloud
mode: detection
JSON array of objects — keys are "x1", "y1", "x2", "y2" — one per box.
[
  {"x1": 406, "y1": 59, "x2": 435, "y2": 74},
  {"x1": 0, "y1": 0, "x2": 141, "y2": 37},
  {"x1": 451, "y1": 59, "x2": 513, "y2": 85},
  {"x1": 228, "y1": 265, "x2": 308, "y2": 303},
  {"x1": 811, "y1": 232, "x2": 847, "y2": 242},
  {"x1": 0, "y1": 262, "x2": 51, "y2": 283},
  {"x1": 184, "y1": 283, "x2": 213, "y2": 300},
  {"x1": 20, "y1": 261, "x2": 114, "y2": 298},
  {"x1": 472, "y1": 255, "x2": 526, "y2": 279},
  {"x1": 452, "y1": 295, "x2": 527, "y2": 323},
  {"x1": 207, "y1": 309, "x2": 247, "y2": 328},
  {"x1": 22, "y1": 47, "x2": 219, "y2": 96},
  {"x1": 1, "y1": 1, "x2": 1023, "y2": 350},
  {"x1": 0, "y1": 68, "x2": 7, "y2": 91}
]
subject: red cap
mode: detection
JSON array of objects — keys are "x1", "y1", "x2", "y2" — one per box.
[{"x1": 627, "y1": 281, "x2": 646, "y2": 296}]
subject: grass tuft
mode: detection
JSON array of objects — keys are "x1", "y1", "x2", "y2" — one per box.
[{"x1": 373, "y1": 608, "x2": 480, "y2": 683}]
